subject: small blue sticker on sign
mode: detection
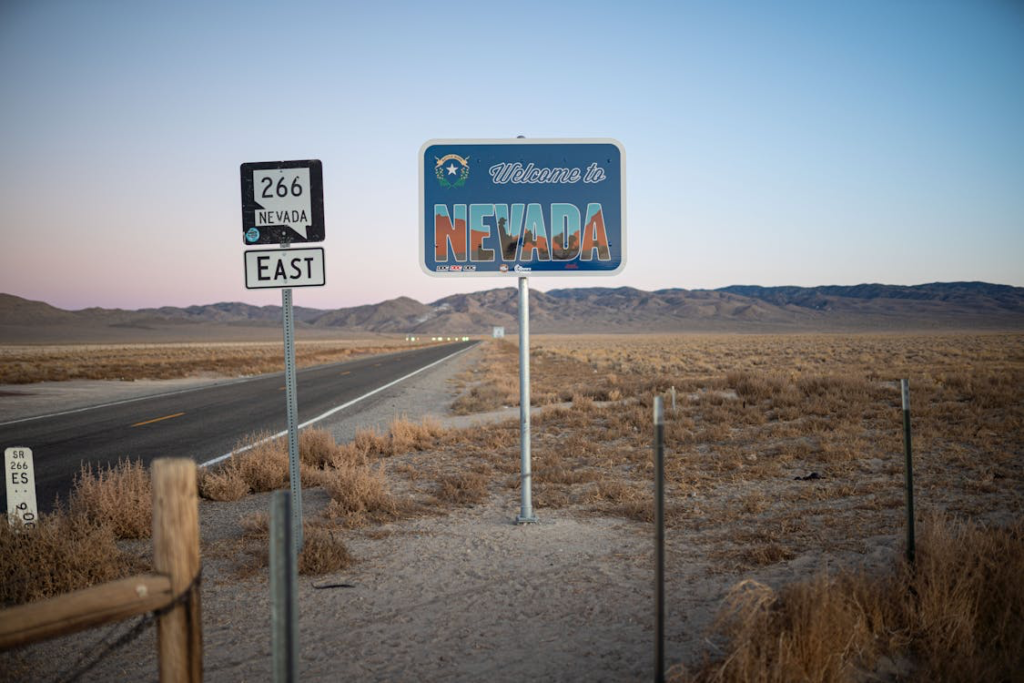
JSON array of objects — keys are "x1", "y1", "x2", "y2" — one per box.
[{"x1": 245, "y1": 228, "x2": 260, "y2": 243}]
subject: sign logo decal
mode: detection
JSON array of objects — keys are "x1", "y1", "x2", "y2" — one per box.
[
  {"x1": 245, "y1": 227, "x2": 260, "y2": 243},
  {"x1": 435, "y1": 153, "x2": 470, "y2": 189}
]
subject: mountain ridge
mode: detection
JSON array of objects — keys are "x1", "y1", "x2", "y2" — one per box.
[{"x1": 1, "y1": 282, "x2": 1022, "y2": 342}]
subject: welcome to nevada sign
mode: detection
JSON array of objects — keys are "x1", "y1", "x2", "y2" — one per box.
[{"x1": 419, "y1": 139, "x2": 625, "y2": 276}]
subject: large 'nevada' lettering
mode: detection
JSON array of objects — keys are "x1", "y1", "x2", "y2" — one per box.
[{"x1": 433, "y1": 203, "x2": 610, "y2": 263}]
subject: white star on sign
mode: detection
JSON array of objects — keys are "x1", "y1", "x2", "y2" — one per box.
[{"x1": 447, "y1": 163, "x2": 459, "y2": 175}]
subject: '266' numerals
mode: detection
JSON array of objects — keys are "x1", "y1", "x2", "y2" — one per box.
[{"x1": 260, "y1": 176, "x2": 304, "y2": 199}]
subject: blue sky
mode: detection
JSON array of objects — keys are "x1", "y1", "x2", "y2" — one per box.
[{"x1": 1, "y1": 0, "x2": 1021, "y2": 310}]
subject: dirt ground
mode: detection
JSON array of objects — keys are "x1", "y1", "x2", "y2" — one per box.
[{"x1": 2, "y1": 339, "x2": 1017, "y2": 682}]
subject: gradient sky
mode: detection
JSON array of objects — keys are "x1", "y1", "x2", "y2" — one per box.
[{"x1": 1, "y1": 0, "x2": 1022, "y2": 311}]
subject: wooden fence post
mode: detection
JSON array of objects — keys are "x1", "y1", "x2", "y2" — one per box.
[{"x1": 152, "y1": 458, "x2": 202, "y2": 682}]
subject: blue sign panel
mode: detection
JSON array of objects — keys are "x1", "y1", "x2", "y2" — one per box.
[{"x1": 420, "y1": 139, "x2": 625, "y2": 277}]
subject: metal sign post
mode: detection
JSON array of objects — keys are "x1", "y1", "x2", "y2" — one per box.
[
  {"x1": 516, "y1": 276, "x2": 537, "y2": 524},
  {"x1": 270, "y1": 490, "x2": 299, "y2": 682},
  {"x1": 282, "y1": 280, "x2": 303, "y2": 550}
]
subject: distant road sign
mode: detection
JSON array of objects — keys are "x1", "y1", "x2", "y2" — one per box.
[
  {"x1": 419, "y1": 139, "x2": 625, "y2": 277},
  {"x1": 241, "y1": 160, "x2": 325, "y2": 244},
  {"x1": 244, "y1": 247, "x2": 326, "y2": 289}
]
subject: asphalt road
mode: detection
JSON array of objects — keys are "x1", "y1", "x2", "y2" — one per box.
[{"x1": 1, "y1": 341, "x2": 477, "y2": 512}]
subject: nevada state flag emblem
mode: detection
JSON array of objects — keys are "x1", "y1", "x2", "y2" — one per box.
[{"x1": 435, "y1": 153, "x2": 470, "y2": 189}]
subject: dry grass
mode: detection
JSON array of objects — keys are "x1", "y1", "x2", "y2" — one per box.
[
  {"x1": 434, "y1": 471, "x2": 489, "y2": 505},
  {"x1": 320, "y1": 463, "x2": 399, "y2": 523},
  {"x1": 69, "y1": 459, "x2": 152, "y2": 539},
  {"x1": 0, "y1": 339, "x2": 423, "y2": 384},
  {"x1": 297, "y1": 526, "x2": 355, "y2": 575},
  {"x1": 683, "y1": 514, "x2": 1024, "y2": 682},
  {"x1": 0, "y1": 511, "x2": 143, "y2": 607},
  {"x1": 442, "y1": 334, "x2": 1024, "y2": 541},
  {"x1": 451, "y1": 341, "x2": 521, "y2": 413},
  {"x1": 237, "y1": 513, "x2": 354, "y2": 576}
]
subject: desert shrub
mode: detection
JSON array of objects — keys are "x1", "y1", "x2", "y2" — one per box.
[
  {"x1": 69, "y1": 459, "x2": 152, "y2": 539},
  {"x1": 686, "y1": 514, "x2": 1024, "y2": 682},
  {"x1": 352, "y1": 427, "x2": 389, "y2": 458},
  {"x1": 345, "y1": 418, "x2": 447, "y2": 459},
  {"x1": 435, "y1": 471, "x2": 489, "y2": 505},
  {"x1": 451, "y1": 376, "x2": 519, "y2": 414},
  {"x1": 727, "y1": 371, "x2": 790, "y2": 402},
  {"x1": 230, "y1": 435, "x2": 289, "y2": 493},
  {"x1": 198, "y1": 465, "x2": 249, "y2": 502},
  {"x1": 299, "y1": 428, "x2": 339, "y2": 469},
  {"x1": 571, "y1": 392, "x2": 595, "y2": 410},
  {"x1": 321, "y1": 463, "x2": 397, "y2": 519},
  {"x1": 329, "y1": 442, "x2": 368, "y2": 469},
  {"x1": 0, "y1": 512, "x2": 140, "y2": 607},
  {"x1": 237, "y1": 514, "x2": 353, "y2": 576},
  {"x1": 298, "y1": 526, "x2": 354, "y2": 575},
  {"x1": 389, "y1": 416, "x2": 447, "y2": 455},
  {"x1": 906, "y1": 514, "x2": 1024, "y2": 681}
]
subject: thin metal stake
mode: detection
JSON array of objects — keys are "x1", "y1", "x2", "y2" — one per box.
[
  {"x1": 282, "y1": 286, "x2": 303, "y2": 551},
  {"x1": 901, "y1": 379, "x2": 915, "y2": 565},
  {"x1": 271, "y1": 490, "x2": 299, "y2": 683},
  {"x1": 517, "y1": 276, "x2": 537, "y2": 524},
  {"x1": 654, "y1": 396, "x2": 665, "y2": 683}
]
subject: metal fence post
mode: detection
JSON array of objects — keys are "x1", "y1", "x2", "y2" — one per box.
[
  {"x1": 271, "y1": 490, "x2": 299, "y2": 683},
  {"x1": 654, "y1": 396, "x2": 665, "y2": 683},
  {"x1": 900, "y1": 379, "x2": 915, "y2": 565}
]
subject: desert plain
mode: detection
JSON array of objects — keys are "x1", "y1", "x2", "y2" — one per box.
[{"x1": 1, "y1": 330, "x2": 1022, "y2": 681}]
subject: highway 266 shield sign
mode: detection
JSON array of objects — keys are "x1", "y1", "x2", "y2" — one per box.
[{"x1": 419, "y1": 139, "x2": 625, "y2": 276}]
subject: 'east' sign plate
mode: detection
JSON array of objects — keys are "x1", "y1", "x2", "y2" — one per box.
[
  {"x1": 241, "y1": 160, "x2": 325, "y2": 245},
  {"x1": 419, "y1": 139, "x2": 625, "y2": 276},
  {"x1": 244, "y1": 247, "x2": 326, "y2": 289}
]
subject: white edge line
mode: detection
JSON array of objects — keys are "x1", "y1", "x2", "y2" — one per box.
[{"x1": 199, "y1": 342, "x2": 478, "y2": 469}]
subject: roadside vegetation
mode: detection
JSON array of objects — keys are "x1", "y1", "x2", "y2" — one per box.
[{"x1": 2, "y1": 332, "x2": 1021, "y2": 679}]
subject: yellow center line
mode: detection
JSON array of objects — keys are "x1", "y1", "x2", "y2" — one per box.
[
  {"x1": 340, "y1": 371, "x2": 351, "y2": 375},
  {"x1": 131, "y1": 412, "x2": 185, "y2": 428}
]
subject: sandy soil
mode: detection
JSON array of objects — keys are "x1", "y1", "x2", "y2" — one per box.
[{"x1": 2, "y1": 346, "x2": 904, "y2": 682}]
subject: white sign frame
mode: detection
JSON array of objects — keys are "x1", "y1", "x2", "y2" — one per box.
[{"x1": 244, "y1": 248, "x2": 326, "y2": 289}]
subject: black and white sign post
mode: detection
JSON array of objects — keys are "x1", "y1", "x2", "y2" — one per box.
[
  {"x1": 5, "y1": 447, "x2": 38, "y2": 530},
  {"x1": 241, "y1": 160, "x2": 326, "y2": 553}
]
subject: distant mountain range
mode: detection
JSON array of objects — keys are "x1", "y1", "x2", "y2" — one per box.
[{"x1": 2, "y1": 282, "x2": 1022, "y2": 342}]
